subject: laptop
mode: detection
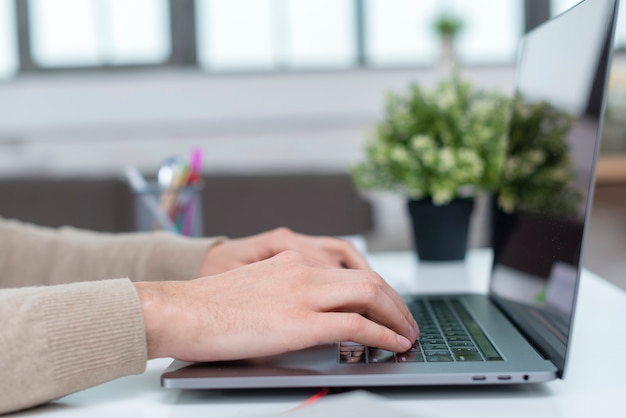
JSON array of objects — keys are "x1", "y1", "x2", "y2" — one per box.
[{"x1": 162, "y1": 0, "x2": 619, "y2": 389}]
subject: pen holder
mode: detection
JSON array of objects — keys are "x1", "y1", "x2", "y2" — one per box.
[{"x1": 132, "y1": 181, "x2": 204, "y2": 237}]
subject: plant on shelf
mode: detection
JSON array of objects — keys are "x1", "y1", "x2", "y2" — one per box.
[
  {"x1": 433, "y1": 13, "x2": 464, "y2": 39},
  {"x1": 352, "y1": 74, "x2": 510, "y2": 205},
  {"x1": 433, "y1": 12, "x2": 464, "y2": 68}
]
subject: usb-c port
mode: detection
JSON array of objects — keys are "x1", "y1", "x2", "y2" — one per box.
[
  {"x1": 497, "y1": 376, "x2": 512, "y2": 381},
  {"x1": 472, "y1": 376, "x2": 487, "y2": 381}
]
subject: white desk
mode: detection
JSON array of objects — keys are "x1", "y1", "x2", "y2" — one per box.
[{"x1": 13, "y1": 250, "x2": 626, "y2": 418}]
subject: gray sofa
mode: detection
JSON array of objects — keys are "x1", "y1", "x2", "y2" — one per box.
[{"x1": 0, "y1": 173, "x2": 373, "y2": 238}]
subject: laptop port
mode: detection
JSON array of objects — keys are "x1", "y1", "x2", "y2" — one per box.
[
  {"x1": 472, "y1": 376, "x2": 487, "y2": 381},
  {"x1": 497, "y1": 376, "x2": 512, "y2": 381}
]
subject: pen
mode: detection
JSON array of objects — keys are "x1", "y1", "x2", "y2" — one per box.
[
  {"x1": 183, "y1": 148, "x2": 204, "y2": 235},
  {"x1": 156, "y1": 148, "x2": 204, "y2": 236}
]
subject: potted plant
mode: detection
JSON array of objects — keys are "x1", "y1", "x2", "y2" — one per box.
[
  {"x1": 433, "y1": 13, "x2": 464, "y2": 68},
  {"x1": 351, "y1": 74, "x2": 510, "y2": 261}
]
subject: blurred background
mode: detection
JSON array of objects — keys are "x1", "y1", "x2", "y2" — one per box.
[{"x1": 0, "y1": 0, "x2": 625, "y2": 288}]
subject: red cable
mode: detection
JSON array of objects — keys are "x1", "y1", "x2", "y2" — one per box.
[{"x1": 295, "y1": 387, "x2": 330, "y2": 409}]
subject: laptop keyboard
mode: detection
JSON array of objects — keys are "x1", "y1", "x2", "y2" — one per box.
[{"x1": 339, "y1": 298, "x2": 503, "y2": 364}]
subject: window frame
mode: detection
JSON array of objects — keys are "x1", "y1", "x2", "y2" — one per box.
[
  {"x1": 10, "y1": 0, "x2": 573, "y2": 75},
  {"x1": 14, "y1": 0, "x2": 196, "y2": 73}
]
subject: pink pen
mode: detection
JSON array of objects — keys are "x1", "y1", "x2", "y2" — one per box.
[
  {"x1": 189, "y1": 147, "x2": 204, "y2": 184},
  {"x1": 182, "y1": 148, "x2": 204, "y2": 235}
]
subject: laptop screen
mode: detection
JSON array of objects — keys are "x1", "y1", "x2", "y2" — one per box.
[{"x1": 489, "y1": 0, "x2": 618, "y2": 376}]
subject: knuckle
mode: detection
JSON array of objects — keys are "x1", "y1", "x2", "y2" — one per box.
[
  {"x1": 360, "y1": 269, "x2": 384, "y2": 284},
  {"x1": 363, "y1": 270, "x2": 385, "y2": 288},
  {"x1": 343, "y1": 313, "x2": 367, "y2": 336},
  {"x1": 377, "y1": 329, "x2": 397, "y2": 348},
  {"x1": 357, "y1": 281, "x2": 381, "y2": 304},
  {"x1": 272, "y1": 227, "x2": 294, "y2": 240},
  {"x1": 276, "y1": 249, "x2": 302, "y2": 262},
  {"x1": 338, "y1": 238, "x2": 357, "y2": 251},
  {"x1": 274, "y1": 250, "x2": 309, "y2": 274}
]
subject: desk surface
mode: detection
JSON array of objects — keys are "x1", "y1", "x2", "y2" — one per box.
[{"x1": 13, "y1": 250, "x2": 626, "y2": 418}]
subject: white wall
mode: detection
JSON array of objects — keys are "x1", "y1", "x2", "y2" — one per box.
[
  {"x1": 0, "y1": 66, "x2": 515, "y2": 251},
  {"x1": 0, "y1": 67, "x2": 515, "y2": 177}
]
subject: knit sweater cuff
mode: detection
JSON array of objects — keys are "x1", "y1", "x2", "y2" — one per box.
[
  {"x1": 139, "y1": 233, "x2": 225, "y2": 282},
  {"x1": 0, "y1": 279, "x2": 148, "y2": 414},
  {"x1": 43, "y1": 279, "x2": 148, "y2": 390}
]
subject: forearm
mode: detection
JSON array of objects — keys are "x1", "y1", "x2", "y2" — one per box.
[
  {"x1": 0, "y1": 279, "x2": 147, "y2": 415},
  {"x1": 0, "y1": 217, "x2": 222, "y2": 288}
]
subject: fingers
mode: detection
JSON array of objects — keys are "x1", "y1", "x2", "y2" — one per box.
[
  {"x1": 307, "y1": 269, "x2": 419, "y2": 348},
  {"x1": 263, "y1": 251, "x2": 419, "y2": 353},
  {"x1": 314, "y1": 312, "x2": 414, "y2": 353},
  {"x1": 277, "y1": 252, "x2": 418, "y2": 342},
  {"x1": 315, "y1": 236, "x2": 371, "y2": 270},
  {"x1": 266, "y1": 252, "x2": 417, "y2": 353},
  {"x1": 146, "y1": 251, "x2": 419, "y2": 363},
  {"x1": 270, "y1": 228, "x2": 370, "y2": 270},
  {"x1": 208, "y1": 227, "x2": 370, "y2": 273}
]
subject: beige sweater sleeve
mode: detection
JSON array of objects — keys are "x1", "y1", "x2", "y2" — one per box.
[
  {"x1": 0, "y1": 217, "x2": 222, "y2": 288},
  {"x1": 0, "y1": 280, "x2": 146, "y2": 414},
  {"x1": 0, "y1": 217, "x2": 224, "y2": 414}
]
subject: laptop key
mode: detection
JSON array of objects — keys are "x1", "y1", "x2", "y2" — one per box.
[
  {"x1": 441, "y1": 331, "x2": 467, "y2": 337},
  {"x1": 451, "y1": 347, "x2": 479, "y2": 353},
  {"x1": 448, "y1": 341, "x2": 475, "y2": 347},
  {"x1": 424, "y1": 350, "x2": 450, "y2": 356},
  {"x1": 419, "y1": 338, "x2": 445, "y2": 345},
  {"x1": 425, "y1": 354, "x2": 454, "y2": 362},
  {"x1": 339, "y1": 297, "x2": 503, "y2": 364},
  {"x1": 421, "y1": 343, "x2": 447, "y2": 350},
  {"x1": 454, "y1": 353, "x2": 483, "y2": 361},
  {"x1": 447, "y1": 336, "x2": 472, "y2": 342}
]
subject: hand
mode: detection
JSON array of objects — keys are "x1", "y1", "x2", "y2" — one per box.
[
  {"x1": 136, "y1": 250, "x2": 419, "y2": 362},
  {"x1": 197, "y1": 227, "x2": 370, "y2": 276}
]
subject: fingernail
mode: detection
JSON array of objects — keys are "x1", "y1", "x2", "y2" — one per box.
[
  {"x1": 413, "y1": 320, "x2": 420, "y2": 338},
  {"x1": 407, "y1": 320, "x2": 419, "y2": 341},
  {"x1": 397, "y1": 335, "x2": 412, "y2": 351},
  {"x1": 407, "y1": 325, "x2": 416, "y2": 341}
]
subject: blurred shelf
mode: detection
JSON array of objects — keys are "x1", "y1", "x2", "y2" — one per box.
[{"x1": 596, "y1": 154, "x2": 626, "y2": 183}]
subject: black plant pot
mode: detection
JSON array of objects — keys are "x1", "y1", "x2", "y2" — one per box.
[{"x1": 407, "y1": 198, "x2": 474, "y2": 261}]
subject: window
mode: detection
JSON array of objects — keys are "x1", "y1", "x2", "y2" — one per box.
[
  {"x1": 365, "y1": 0, "x2": 522, "y2": 67},
  {"x1": 451, "y1": 0, "x2": 523, "y2": 64},
  {"x1": 196, "y1": 0, "x2": 275, "y2": 70},
  {"x1": 284, "y1": 0, "x2": 356, "y2": 68},
  {"x1": 0, "y1": 0, "x2": 17, "y2": 80},
  {"x1": 196, "y1": 0, "x2": 356, "y2": 71},
  {"x1": 364, "y1": 0, "x2": 438, "y2": 66},
  {"x1": 1, "y1": 0, "x2": 578, "y2": 77},
  {"x1": 29, "y1": 0, "x2": 171, "y2": 68}
]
